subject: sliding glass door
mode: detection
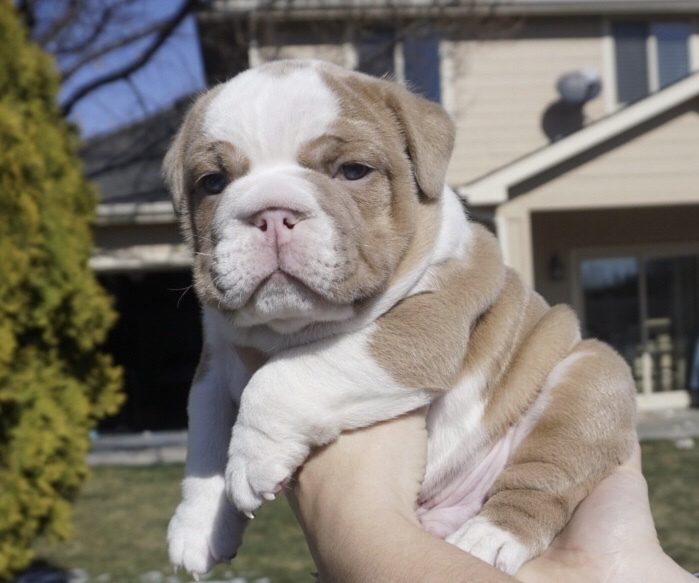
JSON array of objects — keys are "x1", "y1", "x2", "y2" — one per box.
[{"x1": 578, "y1": 249, "x2": 699, "y2": 396}]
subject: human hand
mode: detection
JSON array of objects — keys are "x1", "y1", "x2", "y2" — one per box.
[{"x1": 518, "y1": 442, "x2": 696, "y2": 583}]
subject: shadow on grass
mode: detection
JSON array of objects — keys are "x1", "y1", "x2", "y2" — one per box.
[{"x1": 13, "y1": 560, "x2": 69, "y2": 583}]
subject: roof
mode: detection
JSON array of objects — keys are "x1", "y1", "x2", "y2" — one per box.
[
  {"x1": 204, "y1": 0, "x2": 699, "y2": 18},
  {"x1": 459, "y1": 71, "x2": 699, "y2": 206},
  {"x1": 80, "y1": 98, "x2": 192, "y2": 207}
]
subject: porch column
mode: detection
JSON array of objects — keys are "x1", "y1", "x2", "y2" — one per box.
[{"x1": 494, "y1": 199, "x2": 534, "y2": 287}]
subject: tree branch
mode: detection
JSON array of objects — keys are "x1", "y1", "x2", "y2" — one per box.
[
  {"x1": 52, "y1": 4, "x2": 116, "y2": 58},
  {"x1": 60, "y1": 0, "x2": 200, "y2": 117},
  {"x1": 60, "y1": 17, "x2": 165, "y2": 82},
  {"x1": 35, "y1": 0, "x2": 84, "y2": 47}
]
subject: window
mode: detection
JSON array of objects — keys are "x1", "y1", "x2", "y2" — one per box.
[
  {"x1": 357, "y1": 28, "x2": 396, "y2": 79},
  {"x1": 578, "y1": 251, "x2": 699, "y2": 395},
  {"x1": 612, "y1": 21, "x2": 691, "y2": 104},
  {"x1": 357, "y1": 27, "x2": 441, "y2": 103}
]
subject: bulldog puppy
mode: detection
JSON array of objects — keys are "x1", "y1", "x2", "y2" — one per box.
[{"x1": 164, "y1": 59, "x2": 637, "y2": 577}]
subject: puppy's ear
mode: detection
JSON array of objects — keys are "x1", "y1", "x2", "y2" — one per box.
[
  {"x1": 385, "y1": 84, "x2": 455, "y2": 199},
  {"x1": 162, "y1": 124, "x2": 187, "y2": 218}
]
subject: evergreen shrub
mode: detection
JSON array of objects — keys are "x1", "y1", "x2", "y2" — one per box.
[{"x1": 0, "y1": 2, "x2": 123, "y2": 578}]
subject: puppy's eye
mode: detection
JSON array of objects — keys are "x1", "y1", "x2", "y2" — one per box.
[
  {"x1": 200, "y1": 173, "x2": 228, "y2": 195},
  {"x1": 340, "y1": 163, "x2": 371, "y2": 181}
]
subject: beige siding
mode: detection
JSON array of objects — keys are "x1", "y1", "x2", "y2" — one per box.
[
  {"x1": 445, "y1": 17, "x2": 607, "y2": 186},
  {"x1": 516, "y1": 101, "x2": 699, "y2": 207}
]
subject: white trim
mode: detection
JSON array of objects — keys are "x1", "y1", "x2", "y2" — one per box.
[
  {"x1": 90, "y1": 243, "x2": 192, "y2": 272},
  {"x1": 459, "y1": 71, "x2": 699, "y2": 205},
  {"x1": 637, "y1": 390, "x2": 690, "y2": 411},
  {"x1": 208, "y1": 0, "x2": 699, "y2": 18},
  {"x1": 394, "y1": 40, "x2": 405, "y2": 84},
  {"x1": 249, "y1": 40, "x2": 262, "y2": 68},
  {"x1": 690, "y1": 18, "x2": 699, "y2": 72},
  {"x1": 440, "y1": 40, "x2": 457, "y2": 118},
  {"x1": 343, "y1": 41, "x2": 358, "y2": 69},
  {"x1": 96, "y1": 202, "x2": 177, "y2": 226},
  {"x1": 647, "y1": 26, "x2": 660, "y2": 95}
]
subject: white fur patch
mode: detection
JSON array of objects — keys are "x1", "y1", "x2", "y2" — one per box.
[
  {"x1": 168, "y1": 476, "x2": 245, "y2": 576},
  {"x1": 204, "y1": 64, "x2": 339, "y2": 167},
  {"x1": 446, "y1": 516, "x2": 531, "y2": 575},
  {"x1": 225, "y1": 326, "x2": 434, "y2": 514}
]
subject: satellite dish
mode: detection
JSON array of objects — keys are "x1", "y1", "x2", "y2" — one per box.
[{"x1": 556, "y1": 69, "x2": 602, "y2": 106}]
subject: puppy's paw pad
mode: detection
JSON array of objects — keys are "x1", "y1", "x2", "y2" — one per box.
[{"x1": 446, "y1": 516, "x2": 531, "y2": 575}]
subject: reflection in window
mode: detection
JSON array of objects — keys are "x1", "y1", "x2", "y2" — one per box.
[
  {"x1": 357, "y1": 27, "x2": 442, "y2": 103},
  {"x1": 580, "y1": 253, "x2": 699, "y2": 394},
  {"x1": 612, "y1": 21, "x2": 691, "y2": 104},
  {"x1": 580, "y1": 257, "x2": 640, "y2": 365},
  {"x1": 654, "y1": 22, "x2": 691, "y2": 89}
]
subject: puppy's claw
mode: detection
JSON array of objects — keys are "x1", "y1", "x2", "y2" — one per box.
[
  {"x1": 262, "y1": 492, "x2": 276, "y2": 501},
  {"x1": 244, "y1": 510, "x2": 255, "y2": 520},
  {"x1": 273, "y1": 477, "x2": 290, "y2": 495},
  {"x1": 192, "y1": 573, "x2": 200, "y2": 582}
]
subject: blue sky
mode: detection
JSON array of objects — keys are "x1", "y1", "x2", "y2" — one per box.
[{"x1": 59, "y1": 1, "x2": 206, "y2": 138}]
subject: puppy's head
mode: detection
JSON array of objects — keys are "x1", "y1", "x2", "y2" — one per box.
[{"x1": 164, "y1": 59, "x2": 454, "y2": 334}]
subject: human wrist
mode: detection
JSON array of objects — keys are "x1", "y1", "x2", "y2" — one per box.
[
  {"x1": 625, "y1": 551, "x2": 697, "y2": 583},
  {"x1": 619, "y1": 549, "x2": 696, "y2": 583}
]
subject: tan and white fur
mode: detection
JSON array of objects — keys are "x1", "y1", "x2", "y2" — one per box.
[{"x1": 164, "y1": 60, "x2": 637, "y2": 577}]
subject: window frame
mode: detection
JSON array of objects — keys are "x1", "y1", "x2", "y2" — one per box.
[
  {"x1": 353, "y1": 26, "x2": 442, "y2": 104},
  {"x1": 604, "y1": 18, "x2": 698, "y2": 110}
]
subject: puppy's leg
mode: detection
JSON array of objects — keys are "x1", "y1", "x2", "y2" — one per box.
[
  {"x1": 447, "y1": 340, "x2": 637, "y2": 574},
  {"x1": 224, "y1": 328, "x2": 436, "y2": 515},
  {"x1": 168, "y1": 345, "x2": 251, "y2": 577}
]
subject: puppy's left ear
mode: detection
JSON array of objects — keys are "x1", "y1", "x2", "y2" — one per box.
[{"x1": 385, "y1": 84, "x2": 455, "y2": 199}]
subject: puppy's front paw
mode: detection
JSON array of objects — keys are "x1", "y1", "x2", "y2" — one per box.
[
  {"x1": 167, "y1": 488, "x2": 245, "y2": 577},
  {"x1": 225, "y1": 423, "x2": 306, "y2": 517},
  {"x1": 446, "y1": 516, "x2": 531, "y2": 575}
]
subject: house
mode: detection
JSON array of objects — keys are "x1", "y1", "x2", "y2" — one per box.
[
  {"x1": 89, "y1": 0, "x2": 699, "y2": 429},
  {"x1": 83, "y1": 102, "x2": 202, "y2": 430}
]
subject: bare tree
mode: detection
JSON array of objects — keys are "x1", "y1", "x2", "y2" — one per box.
[{"x1": 17, "y1": 0, "x2": 206, "y2": 117}]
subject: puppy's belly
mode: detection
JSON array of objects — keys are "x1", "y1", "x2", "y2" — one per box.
[
  {"x1": 417, "y1": 383, "x2": 553, "y2": 539},
  {"x1": 416, "y1": 427, "x2": 517, "y2": 538}
]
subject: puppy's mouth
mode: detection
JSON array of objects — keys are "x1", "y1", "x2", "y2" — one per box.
[
  {"x1": 212, "y1": 267, "x2": 354, "y2": 332},
  {"x1": 212, "y1": 267, "x2": 316, "y2": 304}
]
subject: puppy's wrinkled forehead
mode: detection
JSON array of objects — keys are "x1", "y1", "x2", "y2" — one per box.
[{"x1": 203, "y1": 62, "x2": 340, "y2": 163}]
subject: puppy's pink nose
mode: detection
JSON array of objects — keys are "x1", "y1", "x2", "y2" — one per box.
[{"x1": 248, "y1": 208, "x2": 304, "y2": 232}]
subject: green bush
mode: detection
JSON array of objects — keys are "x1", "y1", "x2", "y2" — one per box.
[{"x1": 0, "y1": 1, "x2": 123, "y2": 579}]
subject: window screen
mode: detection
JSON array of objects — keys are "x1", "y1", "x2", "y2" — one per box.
[
  {"x1": 403, "y1": 29, "x2": 442, "y2": 103},
  {"x1": 654, "y1": 22, "x2": 691, "y2": 88},
  {"x1": 613, "y1": 22, "x2": 650, "y2": 103},
  {"x1": 357, "y1": 28, "x2": 395, "y2": 78}
]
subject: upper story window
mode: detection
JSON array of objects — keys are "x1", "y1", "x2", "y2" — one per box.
[
  {"x1": 357, "y1": 27, "x2": 441, "y2": 103},
  {"x1": 613, "y1": 21, "x2": 692, "y2": 104}
]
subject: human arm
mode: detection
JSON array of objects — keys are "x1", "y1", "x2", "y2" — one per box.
[{"x1": 287, "y1": 410, "x2": 517, "y2": 583}]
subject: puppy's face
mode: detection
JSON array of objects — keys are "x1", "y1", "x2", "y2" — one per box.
[{"x1": 164, "y1": 60, "x2": 454, "y2": 333}]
